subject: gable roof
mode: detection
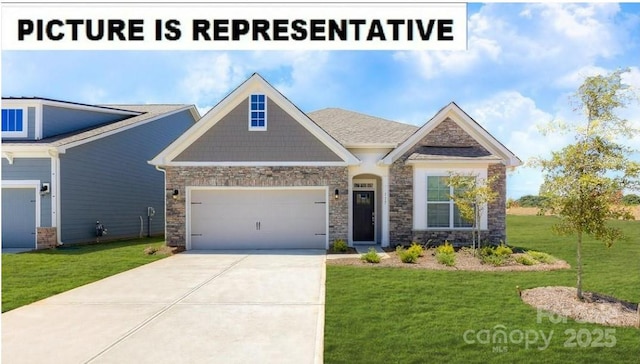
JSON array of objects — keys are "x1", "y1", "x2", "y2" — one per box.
[
  {"x1": 2, "y1": 104, "x2": 200, "y2": 152},
  {"x1": 381, "y1": 102, "x2": 521, "y2": 167},
  {"x1": 307, "y1": 108, "x2": 418, "y2": 148},
  {"x1": 150, "y1": 74, "x2": 360, "y2": 166}
]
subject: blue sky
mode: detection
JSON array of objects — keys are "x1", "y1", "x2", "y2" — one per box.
[{"x1": 2, "y1": 3, "x2": 640, "y2": 198}]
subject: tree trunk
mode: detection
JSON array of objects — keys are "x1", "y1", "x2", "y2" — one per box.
[{"x1": 577, "y1": 231, "x2": 584, "y2": 300}]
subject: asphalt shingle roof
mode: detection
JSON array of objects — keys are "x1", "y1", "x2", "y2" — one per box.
[
  {"x1": 308, "y1": 108, "x2": 418, "y2": 146},
  {"x1": 2, "y1": 104, "x2": 191, "y2": 147}
]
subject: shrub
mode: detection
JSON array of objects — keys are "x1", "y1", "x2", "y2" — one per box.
[
  {"x1": 478, "y1": 246, "x2": 509, "y2": 266},
  {"x1": 481, "y1": 254, "x2": 507, "y2": 266},
  {"x1": 436, "y1": 241, "x2": 454, "y2": 255},
  {"x1": 515, "y1": 255, "x2": 537, "y2": 266},
  {"x1": 436, "y1": 251, "x2": 456, "y2": 266},
  {"x1": 407, "y1": 242, "x2": 425, "y2": 257},
  {"x1": 332, "y1": 239, "x2": 348, "y2": 253},
  {"x1": 622, "y1": 194, "x2": 640, "y2": 205},
  {"x1": 396, "y1": 246, "x2": 419, "y2": 263},
  {"x1": 143, "y1": 246, "x2": 158, "y2": 255},
  {"x1": 479, "y1": 245, "x2": 495, "y2": 257},
  {"x1": 361, "y1": 248, "x2": 381, "y2": 263},
  {"x1": 494, "y1": 244, "x2": 513, "y2": 257},
  {"x1": 527, "y1": 250, "x2": 557, "y2": 264}
]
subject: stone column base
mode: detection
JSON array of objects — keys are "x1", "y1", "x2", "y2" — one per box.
[{"x1": 37, "y1": 227, "x2": 58, "y2": 249}]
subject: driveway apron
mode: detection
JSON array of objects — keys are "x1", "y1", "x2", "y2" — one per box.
[{"x1": 1, "y1": 250, "x2": 326, "y2": 364}]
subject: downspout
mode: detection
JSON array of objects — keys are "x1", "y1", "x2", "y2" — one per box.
[
  {"x1": 49, "y1": 148, "x2": 63, "y2": 246},
  {"x1": 155, "y1": 165, "x2": 168, "y2": 243}
]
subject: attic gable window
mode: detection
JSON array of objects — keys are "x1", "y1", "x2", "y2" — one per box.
[
  {"x1": 1, "y1": 108, "x2": 28, "y2": 138},
  {"x1": 249, "y1": 94, "x2": 267, "y2": 130}
]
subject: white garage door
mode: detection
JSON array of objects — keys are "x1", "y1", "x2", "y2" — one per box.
[{"x1": 189, "y1": 188, "x2": 327, "y2": 249}]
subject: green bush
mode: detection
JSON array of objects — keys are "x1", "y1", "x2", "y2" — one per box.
[
  {"x1": 361, "y1": 248, "x2": 381, "y2": 263},
  {"x1": 332, "y1": 239, "x2": 348, "y2": 253},
  {"x1": 481, "y1": 254, "x2": 507, "y2": 266},
  {"x1": 622, "y1": 194, "x2": 640, "y2": 205},
  {"x1": 516, "y1": 194, "x2": 549, "y2": 207},
  {"x1": 494, "y1": 245, "x2": 513, "y2": 257},
  {"x1": 436, "y1": 241, "x2": 454, "y2": 255},
  {"x1": 515, "y1": 255, "x2": 537, "y2": 266},
  {"x1": 527, "y1": 250, "x2": 557, "y2": 264},
  {"x1": 478, "y1": 246, "x2": 508, "y2": 266},
  {"x1": 407, "y1": 242, "x2": 425, "y2": 257},
  {"x1": 479, "y1": 245, "x2": 495, "y2": 257},
  {"x1": 436, "y1": 251, "x2": 456, "y2": 266},
  {"x1": 396, "y1": 246, "x2": 419, "y2": 263}
]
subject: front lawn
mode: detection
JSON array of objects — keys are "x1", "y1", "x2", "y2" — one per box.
[
  {"x1": 2, "y1": 237, "x2": 171, "y2": 312},
  {"x1": 324, "y1": 215, "x2": 640, "y2": 363}
]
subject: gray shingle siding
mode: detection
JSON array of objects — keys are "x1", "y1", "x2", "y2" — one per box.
[
  {"x1": 1, "y1": 158, "x2": 52, "y2": 226},
  {"x1": 59, "y1": 109, "x2": 194, "y2": 244},
  {"x1": 43, "y1": 105, "x2": 129, "y2": 138},
  {"x1": 175, "y1": 98, "x2": 342, "y2": 162}
]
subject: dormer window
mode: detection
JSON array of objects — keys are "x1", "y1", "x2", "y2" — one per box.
[
  {"x1": 1, "y1": 108, "x2": 28, "y2": 138},
  {"x1": 249, "y1": 94, "x2": 267, "y2": 130}
]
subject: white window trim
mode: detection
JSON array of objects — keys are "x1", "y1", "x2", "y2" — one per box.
[
  {"x1": 248, "y1": 94, "x2": 267, "y2": 131},
  {"x1": 2, "y1": 107, "x2": 28, "y2": 138},
  {"x1": 413, "y1": 166, "x2": 488, "y2": 230},
  {"x1": 425, "y1": 176, "x2": 473, "y2": 229}
]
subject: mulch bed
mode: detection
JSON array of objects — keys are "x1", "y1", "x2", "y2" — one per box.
[{"x1": 327, "y1": 248, "x2": 571, "y2": 272}]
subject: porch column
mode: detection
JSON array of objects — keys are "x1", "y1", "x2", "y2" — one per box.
[{"x1": 381, "y1": 174, "x2": 390, "y2": 247}]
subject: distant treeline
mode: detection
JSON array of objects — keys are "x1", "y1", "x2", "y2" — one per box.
[{"x1": 508, "y1": 194, "x2": 640, "y2": 208}]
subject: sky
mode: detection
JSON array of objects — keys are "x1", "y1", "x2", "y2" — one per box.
[{"x1": 2, "y1": 2, "x2": 640, "y2": 198}]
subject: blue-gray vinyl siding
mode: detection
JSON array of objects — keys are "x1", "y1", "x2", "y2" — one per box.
[
  {"x1": 42, "y1": 105, "x2": 131, "y2": 138},
  {"x1": 59, "y1": 110, "x2": 195, "y2": 244},
  {"x1": 1, "y1": 106, "x2": 36, "y2": 140},
  {"x1": 1, "y1": 158, "x2": 52, "y2": 227},
  {"x1": 2, "y1": 188, "x2": 37, "y2": 249}
]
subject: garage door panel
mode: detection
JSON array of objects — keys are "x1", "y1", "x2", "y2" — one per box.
[
  {"x1": 2, "y1": 188, "x2": 37, "y2": 249},
  {"x1": 190, "y1": 189, "x2": 326, "y2": 250}
]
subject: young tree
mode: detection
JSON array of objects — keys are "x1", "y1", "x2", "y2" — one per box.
[
  {"x1": 446, "y1": 173, "x2": 499, "y2": 250},
  {"x1": 532, "y1": 69, "x2": 640, "y2": 300}
]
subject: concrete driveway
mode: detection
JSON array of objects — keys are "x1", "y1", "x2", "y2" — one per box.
[{"x1": 2, "y1": 250, "x2": 326, "y2": 364}]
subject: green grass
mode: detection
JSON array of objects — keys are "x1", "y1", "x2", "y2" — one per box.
[
  {"x1": 2, "y1": 237, "x2": 170, "y2": 312},
  {"x1": 325, "y1": 215, "x2": 640, "y2": 363}
]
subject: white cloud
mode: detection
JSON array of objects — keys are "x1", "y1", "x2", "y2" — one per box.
[
  {"x1": 177, "y1": 51, "x2": 338, "y2": 111},
  {"x1": 179, "y1": 53, "x2": 247, "y2": 109},
  {"x1": 554, "y1": 65, "x2": 610, "y2": 89},
  {"x1": 394, "y1": 3, "x2": 629, "y2": 87}
]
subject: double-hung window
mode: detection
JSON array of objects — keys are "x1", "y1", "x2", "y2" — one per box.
[
  {"x1": 426, "y1": 176, "x2": 473, "y2": 228},
  {"x1": 1, "y1": 108, "x2": 27, "y2": 137},
  {"x1": 249, "y1": 94, "x2": 266, "y2": 130}
]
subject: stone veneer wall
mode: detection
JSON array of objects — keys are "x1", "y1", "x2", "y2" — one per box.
[
  {"x1": 36, "y1": 227, "x2": 58, "y2": 249},
  {"x1": 164, "y1": 166, "x2": 349, "y2": 248},
  {"x1": 389, "y1": 118, "x2": 507, "y2": 246}
]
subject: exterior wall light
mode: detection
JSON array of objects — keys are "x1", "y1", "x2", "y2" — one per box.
[
  {"x1": 40, "y1": 182, "x2": 50, "y2": 195},
  {"x1": 334, "y1": 189, "x2": 339, "y2": 199},
  {"x1": 172, "y1": 189, "x2": 179, "y2": 200}
]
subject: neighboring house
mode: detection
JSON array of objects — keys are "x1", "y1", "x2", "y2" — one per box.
[
  {"x1": 151, "y1": 73, "x2": 521, "y2": 250},
  {"x1": 1, "y1": 98, "x2": 199, "y2": 249}
]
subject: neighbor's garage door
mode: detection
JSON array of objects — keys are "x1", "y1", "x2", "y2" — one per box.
[
  {"x1": 2, "y1": 188, "x2": 37, "y2": 249},
  {"x1": 189, "y1": 189, "x2": 327, "y2": 250}
]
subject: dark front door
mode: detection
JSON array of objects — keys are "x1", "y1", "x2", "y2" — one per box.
[{"x1": 353, "y1": 191, "x2": 375, "y2": 241}]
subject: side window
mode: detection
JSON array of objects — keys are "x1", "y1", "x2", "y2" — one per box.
[{"x1": 1, "y1": 108, "x2": 27, "y2": 137}]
